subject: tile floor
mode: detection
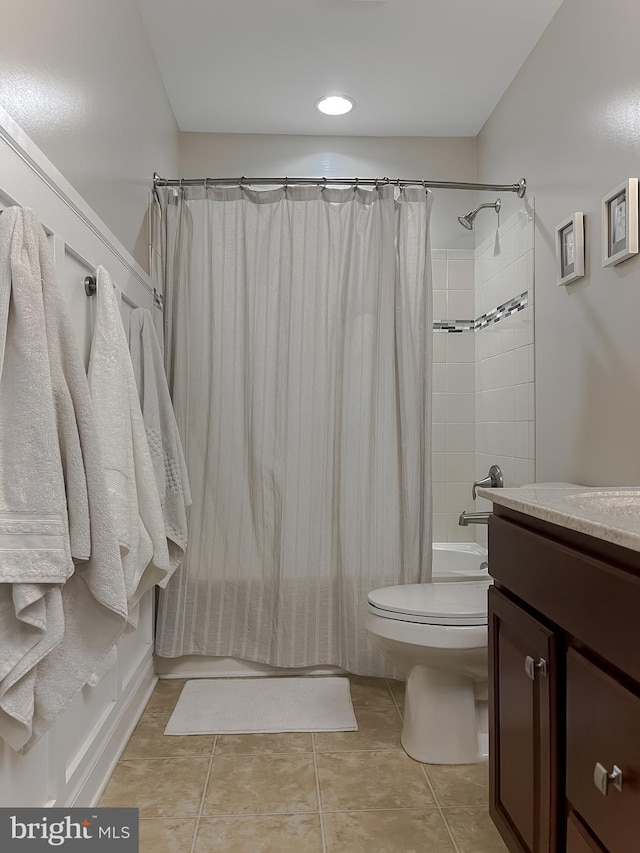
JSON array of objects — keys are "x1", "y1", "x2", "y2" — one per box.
[{"x1": 100, "y1": 676, "x2": 507, "y2": 853}]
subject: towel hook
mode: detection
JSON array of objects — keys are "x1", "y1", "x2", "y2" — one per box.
[{"x1": 84, "y1": 275, "x2": 96, "y2": 297}]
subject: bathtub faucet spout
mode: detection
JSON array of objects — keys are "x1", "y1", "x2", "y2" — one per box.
[{"x1": 458, "y1": 511, "x2": 492, "y2": 526}]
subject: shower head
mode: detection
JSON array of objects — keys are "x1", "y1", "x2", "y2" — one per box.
[{"x1": 457, "y1": 198, "x2": 501, "y2": 231}]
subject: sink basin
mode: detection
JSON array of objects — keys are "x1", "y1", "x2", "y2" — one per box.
[{"x1": 561, "y1": 490, "x2": 640, "y2": 519}]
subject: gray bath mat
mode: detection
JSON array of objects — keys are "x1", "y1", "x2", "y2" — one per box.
[{"x1": 164, "y1": 676, "x2": 358, "y2": 735}]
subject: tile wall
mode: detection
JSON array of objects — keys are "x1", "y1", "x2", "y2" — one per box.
[
  {"x1": 432, "y1": 250, "x2": 477, "y2": 543},
  {"x1": 474, "y1": 204, "x2": 535, "y2": 547},
  {"x1": 432, "y1": 206, "x2": 535, "y2": 546}
]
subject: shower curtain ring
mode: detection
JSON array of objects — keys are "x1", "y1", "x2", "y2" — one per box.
[
  {"x1": 284, "y1": 176, "x2": 289, "y2": 190},
  {"x1": 321, "y1": 177, "x2": 327, "y2": 191},
  {"x1": 353, "y1": 177, "x2": 359, "y2": 192},
  {"x1": 239, "y1": 176, "x2": 246, "y2": 189}
]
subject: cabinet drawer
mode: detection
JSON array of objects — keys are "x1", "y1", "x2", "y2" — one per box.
[
  {"x1": 489, "y1": 515, "x2": 640, "y2": 684},
  {"x1": 567, "y1": 649, "x2": 640, "y2": 853}
]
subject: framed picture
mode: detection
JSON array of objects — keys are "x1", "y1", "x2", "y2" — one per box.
[
  {"x1": 556, "y1": 213, "x2": 584, "y2": 285},
  {"x1": 602, "y1": 178, "x2": 638, "y2": 267}
]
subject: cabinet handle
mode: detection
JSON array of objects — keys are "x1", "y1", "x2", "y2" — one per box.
[
  {"x1": 593, "y1": 763, "x2": 623, "y2": 796},
  {"x1": 524, "y1": 656, "x2": 547, "y2": 680}
]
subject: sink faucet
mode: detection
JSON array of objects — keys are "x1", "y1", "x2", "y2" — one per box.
[{"x1": 458, "y1": 511, "x2": 492, "y2": 526}]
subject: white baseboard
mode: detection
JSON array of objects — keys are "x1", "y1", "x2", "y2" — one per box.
[{"x1": 68, "y1": 659, "x2": 158, "y2": 807}]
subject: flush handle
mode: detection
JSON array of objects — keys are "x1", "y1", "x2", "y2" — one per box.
[
  {"x1": 524, "y1": 656, "x2": 547, "y2": 680},
  {"x1": 594, "y1": 763, "x2": 622, "y2": 796}
]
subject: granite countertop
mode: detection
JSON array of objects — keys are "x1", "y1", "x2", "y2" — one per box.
[{"x1": 476, "y1": 482, "x2": 640, "y2": 553}]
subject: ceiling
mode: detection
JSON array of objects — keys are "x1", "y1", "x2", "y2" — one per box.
[{"x1": 136, "y1": 0, "x2": 564, "y2": 137}]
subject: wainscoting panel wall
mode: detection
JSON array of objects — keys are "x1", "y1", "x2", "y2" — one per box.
[{"x1": 0, "y1": 104, "x2": 159, "y2": 807}]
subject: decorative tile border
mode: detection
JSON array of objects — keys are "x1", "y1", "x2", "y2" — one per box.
[
  {"x1": 433, "y1": 320, "x2": 475, "y2": 333},
  {"x1": 434, "y1": 292, "x2": 528, "y2": 333},
  {"x1": 475, "y1": 292, "x2": 528, "y2": 331}
]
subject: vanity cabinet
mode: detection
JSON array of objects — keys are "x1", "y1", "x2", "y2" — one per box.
[
  {"x1": 489, "y1": 587, "x2": 559, "y2": 853},
  {"x1": 566, "y1": 814, "x2": 605, "y2": 853},
  {"x1": 487, "y1": 505, "x2": 640, "y2": 853},
  {"x1": 566, "y1": 650, "x2": 640, "y2": 853}
]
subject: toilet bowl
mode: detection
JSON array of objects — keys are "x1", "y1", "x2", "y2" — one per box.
[{"x1": 365, "y1": 580, "x2": 492, "y2": 765}]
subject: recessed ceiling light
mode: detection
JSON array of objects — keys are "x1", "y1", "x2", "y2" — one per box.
[{"x1": 315, "y1": 95, "x2": 355, "y2": 116}]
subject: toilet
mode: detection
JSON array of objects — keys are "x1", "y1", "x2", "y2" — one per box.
[{"x1": 365, "y1": 579, "x2": 492, "y2": 765}]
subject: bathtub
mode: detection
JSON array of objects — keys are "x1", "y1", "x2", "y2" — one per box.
[
  {"x1": 156, "y1": 541, "x2": 489, "y2": 679},
  {"x1": 431, "y1": 542, "x2": 489, "y2": 582}
]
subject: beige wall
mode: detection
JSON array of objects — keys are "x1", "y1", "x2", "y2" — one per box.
[
  {"x1": 179, "y1": 133, "x2": 477, "y2": 250},
  {"x1": 0, "y1": 0, "x2": 178, "y2": 269},
  {"x1": 477, "y1": 0, "x2": 640, "y2": 486}
]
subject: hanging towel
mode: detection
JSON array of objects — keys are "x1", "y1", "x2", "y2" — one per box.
[
  {"x1": 129, "y1": 308, "x2": 191, "y2": 571},
  {"x1": 88, "y1": 267, "x2": 171, "y2": 632},
  {"x1": 0, "y1": 206, "x2": 69, "y2": 738},
  {"x1": 0, "y1": 207, "x2": 127, "y2": 752}
]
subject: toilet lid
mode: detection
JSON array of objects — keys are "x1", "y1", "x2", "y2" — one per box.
[{"x1": 367, "y1": 581, "x2": 491, "y2": 626}]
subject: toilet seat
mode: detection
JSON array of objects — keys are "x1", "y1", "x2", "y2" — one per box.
[{"x1": 367, "y1": 581, "x2": 491, "y2": 626}]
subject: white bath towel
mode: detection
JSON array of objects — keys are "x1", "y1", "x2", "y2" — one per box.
[
  {"x1": 129, "y1": 308, "x2": 191, "y2": 570},
  {"x1": 88, "y1": 267, "x2": 171, "y2": 632},
  {"x1": 0, "y1": 207, "x2": 127, "y2": 751}
]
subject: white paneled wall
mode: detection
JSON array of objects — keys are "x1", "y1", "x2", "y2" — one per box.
[
  {"x1": 474, "y1": 204, "x2": 535, "y2": 546},
  {"x1": 0, "y1": 105, "x2": 158, "y2": 807},
  {"x1": 432, "y1": 249, "x2": 477, "y2": 543}
]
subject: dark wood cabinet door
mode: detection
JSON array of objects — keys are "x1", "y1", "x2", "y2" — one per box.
[
  {"x1": 566, "y1": 813, "x2": 605, "y2": 853},
  {"x1": 489, "y1": 586, "x2": 560, "y2": 853},
  {"x1": 566, "y1": 649, "x2": 640, "y2": 853}
]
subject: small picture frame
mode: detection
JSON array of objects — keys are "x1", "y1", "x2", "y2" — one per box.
[
  {"x1": 602, "y1": 178, "x2": 638, "y2": 267},
  {"x1": 556, "y1": 213, "x2": 584, "y2": 285}
]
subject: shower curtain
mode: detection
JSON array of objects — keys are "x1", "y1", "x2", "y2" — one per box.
[{"x1": 152, "y1": 183, "x2": 433, "y2": 676}]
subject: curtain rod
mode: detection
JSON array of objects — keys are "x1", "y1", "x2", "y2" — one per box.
[{"x1": 153, "y1": 172, "x2": 526, "y2": 197}]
